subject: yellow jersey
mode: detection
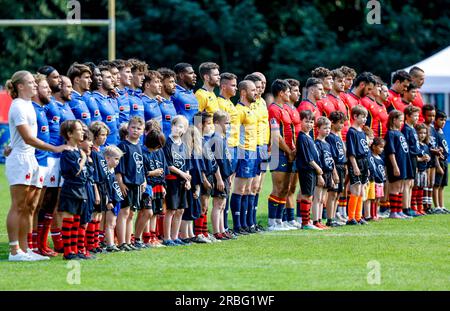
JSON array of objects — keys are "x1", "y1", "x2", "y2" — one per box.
[
  {"x1": 217, "y1": 95, "x2": 239, "y2": 148},
  {"x1": 195, "y1": 87, "x2": 219, "y2": 114},
  {"x1": 236, "y1": 102, "x2": 257, "y2": 151},
  {"x1": 251, "y1": 97, "x2": 270, "y2": 146}
]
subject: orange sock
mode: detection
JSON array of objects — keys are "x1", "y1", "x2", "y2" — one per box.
[
  {"x1": 348, "y1": 195, "x2": 357, "y2": 220},
  {"x1": 355, "y1": 196, "x2": 363, "y2": 221}
]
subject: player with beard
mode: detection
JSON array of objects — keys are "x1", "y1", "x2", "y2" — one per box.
[
  {"x1": 195, "y1": 62, "x2": 220, "y2": 114},
  {"x1": 158, "y1": 68, "x2": 178, "y2": 138},
  {"x1": 30, "y1": 74, "x2": 55, "y2": 257},
  {"x1": 67, "y1": 63, "x2": 93, "y2": 126},
  {"x1": 92, "y1": 66, "x2": 119, "y2": 146},
  {"x1": 172, "y1": 63, "x2": 199, "y2": 125},
  {"x1": 342, "y1": 72, "x2": 377, "y2": 124},
  {"x1": 297, "y1": 78, "x2": 324, "y2": 138},
  {"x1": 141, "y1": 70, "x2": 163, "y2": 124},
  {"x1": 385, "y1": 70, "x2": 412, "y2": 113},
  {"x1": 409, "y1": 67, "x2": 426, "y2": 123}
]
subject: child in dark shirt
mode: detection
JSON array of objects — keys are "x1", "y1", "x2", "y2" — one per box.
[
  {"x1": 115, "y1": 116, "x2": 146, "y2": 251},
  {"x1": 58, "y1": 120, "x2": 87, "y2": 260},
  {"x1": 433, "y1": 111, "x2": 450, "y2": 214},
  {"x1": 103, "y1": 146, "x2": 124, "y2": 252},
  {"x1": 368, "y1": 138, "x2": 386, "y2": 220},
  {"x1": 413, "y1": 123, "x2": 431, "y2": 215}
]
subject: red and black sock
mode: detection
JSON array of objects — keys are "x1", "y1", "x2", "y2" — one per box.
[
  {"x1": 93, "y1": 220, "x2": 100, "y2": 248},
  {"x1": 397, "y1": 193, "x2": 404, "y2": 213},
  {"x1": 202, "y1": 212, "x2": 208, "y2": 235},
  {"x1": 51, "y1": 228, "x2": 63, "y2": 251},
  {"x1": 71, "y1": 215, "x2": 80, "y2": 254},
  {"x1": 194, "y1": 215, "x2": 204, "y2": 236},
  {"x1": 86, "y1": 222, "x2": 96, "y2": 250},
  {"x1": 78, "y1": 224, "x2": 86, "y2": 254},
  {"x1": 62, "y1": 217, "x2": 74, "y2": 256},
  {"x1": 300, "y1": 199, "x2": 312, "y2": 226}
]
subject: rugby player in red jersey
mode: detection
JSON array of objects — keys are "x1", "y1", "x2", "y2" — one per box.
[
  {"x1": 409, "y1": 66, "x2": 426, "y2": 123},
  {"x1": 385, "y1": 70, "x2": 411, "y2": 113},
  {"x1": 327, "y1": 69, "x2": 350, "y2": 141},
  {"x1": 312, "y1": 67, "x2": 335, "y2": 118}
]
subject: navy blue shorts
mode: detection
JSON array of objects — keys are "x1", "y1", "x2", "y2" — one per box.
[
  {"x1": 235, "y1": 149, "x2": 257, "y2": 178},
  {"x1": 80, "y1": 183, "x2": 95, "y2": 225},
  {"x1": 298, "y1": 170, "x2": 317, "y2": 196},
  {"x1": 407, "y1": 157, "x2": 417, "y2": 180},
  {"x1": 183, "y1": 188, "x2": 201, "y2": 220},
  {"x1": 59, "y1": 196, "x2": 84, "y2": 216},
  {"x1": 121, "y1": 184, "x2": 142, "y2": 212},
  {"x1": 434, "y1": 160, "x2": 448, "y2": 187},
  {"x1": 269, "y1": 151, "x2": 293, "y2": 173},
  {"x1": 349, "y1": 158, "x2": 369, "y2": 185},
  {"x1": 229, "y1": 146, "x2": 238, "y2": 173},
  {"x1": 165, "y1": 179, "x2": 187, "y2": 210}
]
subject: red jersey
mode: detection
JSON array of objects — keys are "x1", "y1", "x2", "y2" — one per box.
[
  {"x1": 297, "y1": 99, "x2": 321, "y2": 121},
  {"x1": 386, "y1": 89, "x2": 408, "y2": 113},
  {"x1": 317, "y1": 96, "x2": 335, "y2": 118},
  {"x1": 360, "y1": 96, "x2": 389, "y2": 138},
  {"x1": 327, "y1": 93, "x2": 350, "y2": 142},
  {"x1": 284, "y1": 103, "x2": 301, "y2": 143},
  {"x1": 342, "y1": 91, "x2": 361, "y2": 113},
  {"x1": 268, "y1": 103, "x2": 294, "y2": 150},
  {"x1": 412, "y1": 90, "x2": 425, "y2": 123}
]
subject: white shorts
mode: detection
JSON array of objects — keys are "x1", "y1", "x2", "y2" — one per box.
[
  {"x1": 5, "y1": 153, "x2": 42, "y2": 187},
  {"x1": 44, "y1": 157, "x2": 63, "y2": 187},
  {"x1": 36, "y1": 166, "x2": 48, "y2": 189}
]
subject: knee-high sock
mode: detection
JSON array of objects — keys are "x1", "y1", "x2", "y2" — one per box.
[
  {"x1": 62, "y1": 217, "x2": 74, "y2": 256},
  {"x1": 224, "y1": 195, "x2": 230, "y2": 230},
  {"x1": 253, "y1": 194, "x2": 259, "y2": 225},
  {"x1": 300, "y1": 199, "x2": 312, "y2": 226},
  {"x1": 230, "y1": 193, "x2": 242, "y2": 231},
  {"x1": 397, "y1": 193, "x2": 404, "y2": 213},
  {"x1": 286, "y1": 208, "x2": 295, "y2": 222},
  {"x1": 240, "y1": 195, "x2": 249, "y2": 228},
  {"x1": 347, "y1": 194, "x2": 358, "y2": 221},
  {"x1": 355, "y1": 196, "x2": 363, "y2": 221},
  {"x1": 247, "y1": 194, "x2": 255, "y2": 227}
]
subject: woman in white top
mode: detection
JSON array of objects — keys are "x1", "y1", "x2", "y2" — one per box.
[{"x1": 5, "y1": 71, "x2": 68, "y2": 261}]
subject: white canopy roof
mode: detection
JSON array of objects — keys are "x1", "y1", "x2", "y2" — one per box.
[{"x1": 402, "y1": 46, "x2": 450, "y2": 93}]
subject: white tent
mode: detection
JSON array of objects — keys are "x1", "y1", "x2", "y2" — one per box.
[
  {"x1": 403, "y1": 45, "x2": 450, "y2": 93},
  {"x1": 401, "y1": 45, "x2": 450, "y2": 116}
]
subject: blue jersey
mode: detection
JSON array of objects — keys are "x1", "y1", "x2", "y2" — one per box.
[
  {"x1": 402, "y1": 123, "x2": 421, "y2": 157},
  {"x1": 163, "y1": 136, "x2": 191, "y2": 179},
  {"x1": 210, "y1": 132, "x2": 233, "y2": 179},
  {"x1": 68, "y1": 90, "x2": 92, "y2": 125},
  {"x1": 187, "y1": 156, "x2": 205, "y2": 187},
  {"x1": 82, "y1": 91, "x2": 102, "y2": 122},
  {"x1": 91, "y1": 148, "x2": 109, "y2": 184},
  {"x1": 315, "y1": 139, "x2": 335, "y2": 172},
  {"x1": 128, "y1": 88, "x2": 145, "y2": 121},
  {"x1": 45, "y1": 100, "x2": 62, "y2": 158},
  {"x1": 346, "y1": 126, "x2": 369, "y2": 159},
  {"x1": 428, "y1": 125, "x2": 438, "y2": 168},
  {"x1": 202, "y1": 135, "x2": 218, "y2": 176},
  {"x1": 370, "y1": 153, "x2": 386, "y2": 183},
  {"x1": 296, "y1": 131, "x2": 320, "y2": 171},
  {"x1": 435, "y1": 128, "x2": 448, "y2": 161},
  {"x1": 159, "y1": 98, "x2": 177, "y2": 138},
  {"x1": 142, "y1": 147, "x2": 169, "y2": 186},
  {"x1": 141, "y1": 94, "x2": 162, "y2": 124},
  {"x1": 56, "y1": 100, "x2": 76, "y2": 146},
  {"x1": 325, "y1": 132, "x2": 346, "y2": 165},
  {"x1": 106, "y1": 168, "x2": 123, "y2": 205},
  {"x1": 32, "y1": 102, "x2": 50, "y2": 167},
  {"x1": 117, "y1": 88, "x2": 130, "y2": 126},
  {"x1": 60, "y1": 149, "x2": 87, "y2": 199},
  {"x1": 385, "y1": 130, "x2": 410, "y2": 178},
  {"x1": 417, "y1": 143, "x2": 431, "y2": 172},
  {"x1": 172, "y1": 84, "x2": 199, "y2": 125},
  {"x1": 92, "y1": 91, "x2": 118, "y2": 146},
  {"x1": 115, "y1": 140, "x2": 145, "y2": 185}
]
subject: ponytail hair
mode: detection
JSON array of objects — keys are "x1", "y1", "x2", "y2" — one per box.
[{"x1": 5, "y1": 70, "x2": 31, "y2": 99}]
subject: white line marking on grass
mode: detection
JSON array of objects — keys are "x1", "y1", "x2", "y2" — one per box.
[{"x1": 262, "y1": 232, "x2": 450, "y2": 237}]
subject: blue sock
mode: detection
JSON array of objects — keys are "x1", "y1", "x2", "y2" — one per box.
[
  {"x1": 240, "y1": 195, "x2": 249, "y2": 228},
  {"x1": 224, "y1": 195, "x2": 229, "y2": 230},
  {"x1": 276, "y1": 203, "x2": 285, "y2": 220},
  {"x1": 247, "y1": 195, "x2": 255, "y2": 226},
  {"x1": 230, "y1": 193, "x2": 242, "y2": 231},
  {"x1": 296, "y1": 200, "x2": 301, "y2": 219},
  {"x1": 282, "y1": 208, "x2": 288, "y2": 222},
  {"x1": 286, "y1": 208, "x2": 295, "y2": 222},
  {"x1": 253, "y1": 193, "x2": 259, "y2": 225},
  {"x1": 268, "y1": 196, "x2": 278, "y2": 220}
]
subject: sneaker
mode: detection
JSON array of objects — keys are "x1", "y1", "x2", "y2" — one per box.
[
  {"x1": 162, "y1": 239, "x2": 178, "y2": 246},
  {"x1": 38, "y1": 248, "x2": 58, "y2": 257},
  {"x1": 191, "y1": 234, "x2": 210, "y2": 244},
  {"x1": 206, "y1": 234, "x2": 221, "y2": 243},
  {"x1": 302, "y1": 224, "x2": 321, "y2": 230},
  {"x1": 180, "y1": 238, "x2": 193, "y2": 245},
  {"x1": 397, "y1": 212, "x2": 412, "y2": 219},
  {"x1": 27, "y1": 249, "x2": 50, "y2": 261},
  {"x1": 433, "y1": 208, "x2": 445, "y2": 214},
  {"x1": 256, "y1": 224, "x2": 266, "y2": 232},
  {"x1": 127, "y1": 243, "x2": 142, "y2": 251},
  {"x1": 389, "y1": 212, "x2": 402, "y2": 219},
  {"x1": 315, "y1": 222, "x2": 330, "y2": 230},
  {"x1": 358, "y1": 218, "x2": 368, "y2": 225},
  {"x1": 134, "y1": 241, "x2": 147, "y2": 249},
  {"x1": 77, "y1": 252, "x2": 96, "y2": 260},
  {"x1": 106, "y1": 245, "x2": 121, "y2": 252},
  {"x1": 282, "y1": 221, "x2": 297, "y2": 230},
  {"x1": 63, "y1": 253, "x2": 80, "y2": 260},
  {"x1": 441, "y1": 207, "x2": 450, "y2": 214},
  {"x1": 246, "y1": 226, "x2": 258, "y2": 234},
  {"x1": 224, "y1": 230, "x2": 237, "y2": 240},
  {"x1": 288, "y1": 220, "x2": 302, "y2": 229},
  {"x1": 213, "y1": 233, "x2": 225, "y2": 240},
  {"x1": 237, "y1": 227, "x2": 250, "y2": 235},
  {"x1": 8, "y1": 250, "x2": 35, "y2": 262},
  {"x1": 404, "y1": 208, "x2": 419, "y2": 217},
  {"x1": 326, "y1": 220, "x2": 341, "y2": 227},
  {"x1": 118, "y1": 243, "x2": 132, "y2": 252},
  {"x1": 346, "y1": 219, "x2": 360, "y2": 225},
  {"x1": 150, "y1": 237, "x2": 166, "y2": 248},
  {"x1": 173, "y1": 238, "x2": 188, "y2": 246}
]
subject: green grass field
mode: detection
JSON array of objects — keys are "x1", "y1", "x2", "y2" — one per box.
[{"x1": 0, "y1": 164, "x2": 449, "y2": 291}]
